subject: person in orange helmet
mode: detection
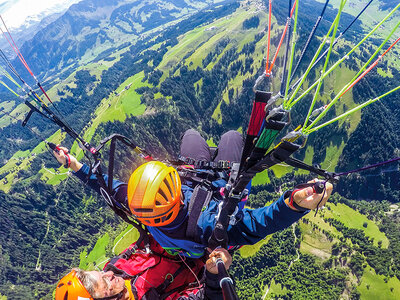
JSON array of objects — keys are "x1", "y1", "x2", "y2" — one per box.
[
  {"x1": 54, "y1": 129, "x2": 332, "y2": 258},
  {"x1": 55, "y1": 240, "x2": 232, "y2": 300}
]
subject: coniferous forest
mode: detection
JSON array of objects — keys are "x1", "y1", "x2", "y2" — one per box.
[{"x1": 0, "y1": 0, "x2": 400, "y2": 299}]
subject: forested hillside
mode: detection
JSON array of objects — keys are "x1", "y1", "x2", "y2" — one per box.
[{"x1": 0, "y1": 0, "x2": 399, "y2": 298}]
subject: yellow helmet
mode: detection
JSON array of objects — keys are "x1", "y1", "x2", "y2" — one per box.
[
  {"x1": 55, "y1": 270, "x2": 93, "y2": 300},
  {"x1": 127, "y1": 161, "x2": 182, "y2": 227}
]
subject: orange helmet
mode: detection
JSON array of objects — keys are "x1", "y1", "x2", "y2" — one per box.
[
  {"x1": 55, "y1": 270, "x2": 93, "y2": 300},
  {"x1": 128, "y1": 161, "x2": 182, "y2": 227}
]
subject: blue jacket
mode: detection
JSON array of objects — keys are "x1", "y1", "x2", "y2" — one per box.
[{"x1": 74, "y1": 164, "x2": 308, "y2": 257}]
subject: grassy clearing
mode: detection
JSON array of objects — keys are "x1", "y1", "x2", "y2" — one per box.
[
  {"x1": 0, "y1": 101, "x2": 27, "y2": 129},
  {"x1": 71, "y1": 71, "x2": 148, "y2": 160},
  {"x1": 305, "y1": 209, "x2": 343, "y2": 239},
  {"x1": 270, "y1": 164, "x2": 290, "y2": 178},
  {"x1": 252, "y1": 169, "x2": 270, "y2": 186},
  {"x1": 112, "y1": 225, "x2": 139, "y2": 255},
  {"x1": 358, "y1": 264, "x2": 400, "y2": 300},
  {"x1": 265, "y1": 279, "x2": 287, "y2": 299},
  {"x1": 239, "y1": 235, "x2": 272, "y2": 258},
  {"x1": 211, "y1": 102, "x2": 222, "y2": 124},
  {"x1": 206, "y1": 138, "x2": 217, "y2": 147},
  {"x1": 299, "y1": 221, "x2": 334, "y2": 260},
  {"x1": 79, "y1": 233, "x2": 110, "y2": 271},
  {"x1": 321, "y1": 140, "x2": 345, "y2": 171},
  {"x1": 324, "y1": 203, "x2": 389, "y2": 248},
  {"x1": 295, "y1": 146, "x2": 314, "y2": 176},
  {"x1": 0, "y1": 150, "x2": 35, "y2": 192},
  {"x1": 377, "y1": 67, "x2": 393, "y2": 78}
]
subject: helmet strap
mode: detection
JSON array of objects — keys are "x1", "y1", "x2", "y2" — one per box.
[{"x1": 93, "y1": 289, "x2": 125, "y2": 300}]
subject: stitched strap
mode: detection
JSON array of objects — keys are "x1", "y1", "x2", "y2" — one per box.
[{"x1": 186, "y1": 184, "x2": 213, "y2": 244}]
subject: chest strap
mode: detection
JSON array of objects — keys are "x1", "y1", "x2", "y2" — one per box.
[{"x1": 186, "y1": 183, "x2": 213, "y2": 244}]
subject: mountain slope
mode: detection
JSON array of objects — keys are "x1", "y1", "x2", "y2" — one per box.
[{"x1": 0, "y1": 0, "x2": 399, "y2": 299}]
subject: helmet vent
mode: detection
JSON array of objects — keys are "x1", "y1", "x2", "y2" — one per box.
[
  {"x1": 158, "y1": 188, "x2": 169, "y2": 203},
  {"x1": 64, "y1": 292, "x2": 68, "y2": 300},
  {"x1": 170, "y1": 172, "x2": 177, "y2": 191},
  {"x1": 163, "y1": 178, "x2": 173, "y2": 198},
  {"x1": 134, "y1": 208, "x2": 153, "y2": 213},
  {"x1": 166, "y1": 212, "x2": 173, "y2": 221},
  {"x1": 57, "y1": 283, "x2": 65, "y2": 288}
]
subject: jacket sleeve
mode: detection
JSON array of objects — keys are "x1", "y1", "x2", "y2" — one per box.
[
  {"x1": 226, "y1": 193, "x2": 309, "y2": 246},
  {"x1": 176, "y1": 271, "x2": 223, "y2": 300},
  {"x1": 72, "y1": 163, "x2": 130, "y2": 210}
]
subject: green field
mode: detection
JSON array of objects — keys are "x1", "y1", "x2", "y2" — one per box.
[
  {"x1": 324, "y1": 203, "x2": 389, "y2": 248},
  {"x1": 78, "y1": 224, "x2": 140, "y2": 271},
  {"x1": 112, "y1": 225, "x2": 139, "y2": 255},
  {"x1": 299, "y1": 221, "x2": 334, "y2": 260},
  {"x1": 239, "y1": 235, "x2": 272, "y2": 258},
  {"x1": 265, "y1": 279, "x2": 287, "y2": 299},
  {"x1": 252, "y1": 169, "x2": 271, "y2": 186},
  {"x1": 79, "y1": 233, "x2": 110, "y2": 271},
  {"x1": 358, "y1": 264, "x2": 400, "y2": 300}
]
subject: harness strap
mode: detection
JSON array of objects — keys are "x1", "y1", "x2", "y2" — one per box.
[
  {"x1": 177, "y1": 155, "x2": 234, "y2": 170},
  {"x1": 186, "y1": 184, "x2": 214, "y2": 244}
]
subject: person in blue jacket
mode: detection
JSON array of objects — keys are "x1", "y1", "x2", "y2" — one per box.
[{"x1": 54, "y1": 129, "x2": 333, "y2": 258}]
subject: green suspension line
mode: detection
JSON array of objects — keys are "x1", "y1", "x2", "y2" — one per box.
[
  {"x1": 304, "y1": 20, "x2": 400, "y2": 132},
  {"x1": 285, "y1": 2, "x2": 400, "y2": 110},
  {"x1": 282, "y1": 0, "x2": 347, "y2": 109},
  {"x1": 0, "y1": 80, "x2": 20, "y2": 97},
  {"x1": 302, "y1": 0, "x2": 346, "y2": 131},
  {"x1": 284, "y1": 0, "x2": 299, "y2": 100},
  {"x1": 304, "y1": 85, "x2": 400, "y2": 134}
]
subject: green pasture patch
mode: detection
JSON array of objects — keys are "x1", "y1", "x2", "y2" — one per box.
[
  {"x1": 158, "y1": 26, "x2": 212, "y2": 73},
  {"x1": 194, "y1": 78, "x2": 203, "y2": 93},
  {"x1": 299, "y1": 221, "x2": 333, "y2": 261},
  {"x1": 79, "y1": 233, "x2": 111, "y2": 271},
  {"x1": 304, "y1": 210, "x2": 343, "y2": 239},
  {"x1": 265, "y1": 279, "x2": 287, "y2": 299},
  {"x1": 324, "y1": 203, "x2": 389, "y2": 248},
  {"x1": 0, "y1": 156, "x2": 33, "y2": 192},
  {"x1": 206, "y1": 44, "x2": 234, "y2": 71},
  {"x1": 45, "y1": 172, "x2": 69, "y2": 186},
  {"x1": 80, "y1": 71, "x2": 148, "y2": 146},
  {"x1": 211, "y1": 102, "x2": 222, "y2": 124},
  {"x1": 184, "y1": 5, "x2": 260, "y2": 70},
  {"x1": 0, "y1": 102, "x2": 27, "y2": 128},
  {"x1": 358, "y1": 264, "x2": 400, "y2": 300},
  {"x1": 270, "y1": 164, "x2": 290, "y2": 178},
  {"x1": 239, "y1": 235, "x2": 272, "y2": 258},
  {"x1": 252, "y1": 169, "x2": 270, "y2": 186},
  {"x1": 321, "y1": 140, "x2": 345, "y2": 171},
  {"x1": 12, "y1": 150, "x2": 30, "y2": 159},
  {"x1": 112, "y1": 225, "x2": 139, "y2": 255},
  {"x1": 295, "y1": 146, "x2": 314, "y2": 176},
  {"x1": 206, "y1": 138, "x2": 217, "y2": 147},
  {"x1": 377, "y1": 67, "x2": 393, "y2": 78},
  {"x1": 0, "y1": 100, "x2": 15, "y2": 111},
  {"x1": 31, "y1": 130, "x2": 64, "y2": 155}
]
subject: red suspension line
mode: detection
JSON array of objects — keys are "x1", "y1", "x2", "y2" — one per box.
[
  {"x1": 339, "y1": 36, "x2": 400, "y2": 99},
  {"x1": 0, "y1": 15, "x2": 34, "y2": 77},
  {"x1": 267, "y1": 0, "x2": 297, "y2": 77},
  {"x1": 0, "y1": 15, "x2": 56, "y2": 105}
]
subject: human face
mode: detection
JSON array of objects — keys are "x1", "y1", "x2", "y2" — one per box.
[{"x1": 88, "y1": 270, "x2": 126, "y2": 299}]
